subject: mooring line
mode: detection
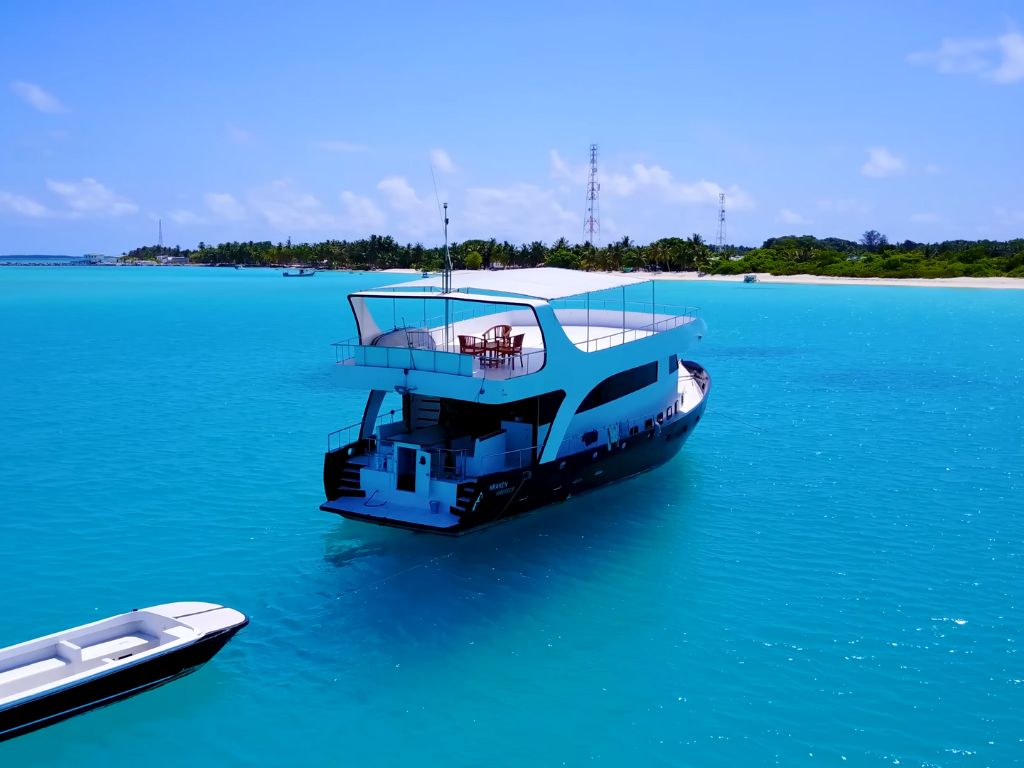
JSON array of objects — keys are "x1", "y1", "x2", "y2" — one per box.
[
  {"x1": 710, "y1": 411, "x2": 764, "y2": 433},
  {"x1": 342, "y1": 550, "x2": 455, "y2": 596}
]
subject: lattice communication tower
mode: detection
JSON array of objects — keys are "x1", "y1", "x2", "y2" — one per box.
[
  {"x1": 584, "y1": 144, "x2": 600, "y2": 246},
  {"x1": 716, "y1": 193, "x2": 727, "y2": 253}
]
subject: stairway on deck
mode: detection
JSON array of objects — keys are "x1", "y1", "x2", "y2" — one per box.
[{"x1": 450, "y1": 480, "x2": 477, "y2": 516}]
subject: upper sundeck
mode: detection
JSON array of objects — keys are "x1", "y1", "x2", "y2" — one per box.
[{"x1": 334, "y1": 268, "x2": 704, "y2": 384}]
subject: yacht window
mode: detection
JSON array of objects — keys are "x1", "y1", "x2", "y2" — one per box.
[
  {"x1": 576, "y1": 362, "x2": 658, "y2": 414},
  {"x1": 668, "y1": 354, "x2": 678, "y2": 373}
]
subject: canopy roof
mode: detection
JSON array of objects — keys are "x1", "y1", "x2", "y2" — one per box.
[{"x1": 379, "y1": 267, "x2": 648, "y2": 301}]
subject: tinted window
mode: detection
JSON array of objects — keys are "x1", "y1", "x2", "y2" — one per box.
[{"x1": 576, "y1": 362, "x2": 658, "y2": 413}]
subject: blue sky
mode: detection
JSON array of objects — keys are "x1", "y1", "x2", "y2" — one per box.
[{"x1": 1, "y1": 1, "x2": 1022, "y2": 254}]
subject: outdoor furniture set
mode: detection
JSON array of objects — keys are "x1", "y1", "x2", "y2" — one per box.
[{"x1": 458, "y1": 325, "x2": 526, "y2": 369}]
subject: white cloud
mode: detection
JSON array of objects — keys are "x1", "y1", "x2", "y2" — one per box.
[
  {"x1": 376, "y1": 177, "x2": 438, "y2": 236},
  {"x1": 816, "y1": 198, "x2": 871, "y2": 215},
  {"x1": 225, "y1": 122, "x2": 256, "y2": 145},
  {"x1": 604, "y1": 163, "x2": 754, "y2": 210},
  {"x1": 166, "y1": 209, "x2": 202, "y2": 226},
  {"x1": 549, "y1": 149, "x2": 586, "y2": 184},
  {"x1": 0, "y1": 191, "x2": 50, "y2": 218},
  {"x1": 205, "y1": 193, "x2": 246, "y2": 221},
  {"x1": 463, "y1": 183, "x2": 577, "y2": 240},
  {"x1": 430, "y1": 148, "x2": 456, "y2": 174},
  {"x1": 247, "y1": 181, "x2": 339, "y2": 231},
  {"x1": 861, "y1": 147, "x2": 906, "y2": 178},
  {"x1": 908, "y1": 30, "x2": 1024, "y2": 84},
  {"x1": 925, "y1": 163, "x2": 941, "y2": 175},
  {"x1": 991, "y1": 30, "x2": 1024, "y2": 83},
  {"x1": 377, "y1": 176, "x2": 426, "y2": 212},
  {"x1": 778, "y1": 208, "x2": 809, "y2": 226},
  {"x1": 910, "y1": 212, "x2": 940, "y2": 224},
  {"x1": 11, "y1": 81, "x2": 66, "y2": 113},
  {"x1": 46, "y1": 178, "x2": 137, "y2": 217},
  {"x1": 316, "y1": 140, "x2": 367, "y2": 153},
  {"x1": 340, "y1": 190, "x2": 385, "y2": 231}
]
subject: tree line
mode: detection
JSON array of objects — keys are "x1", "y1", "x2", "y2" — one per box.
[{"x1": 122, "y1": 230, "x2": 1024, "y2": 278}]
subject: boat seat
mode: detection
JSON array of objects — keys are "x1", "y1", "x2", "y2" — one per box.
[
  {"x1": 79, "y1": 634, "x2": 153, "y2": 662},
  {"x1": 0, "y1": 656, "x2": 67, "y2": 686}
]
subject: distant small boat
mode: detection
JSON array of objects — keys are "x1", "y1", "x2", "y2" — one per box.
[
  {"x1": 283, "y1": 267, "x2": 315, "y2": 277},
  {"x1": 0, "y1": 602, "x2": 247, "y2": 742},
  {"x1": 234, "y1": 264, "x2": 245, "y2": 270},
  {"x1": 743, "y1": 274, "x2": 758, "y2": 283},
  {"x1": 421, "y1": 270, "x2": 430, "y2": 278}
]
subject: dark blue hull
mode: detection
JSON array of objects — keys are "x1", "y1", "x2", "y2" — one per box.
[{"x1": 322, "y1": 363, "x2": 710, "y2": 535}]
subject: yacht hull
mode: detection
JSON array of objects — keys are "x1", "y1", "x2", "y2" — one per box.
[
  {"x1": 322, "y1": 366, "x2": 710, "y2": 535},
  {"x1": 0, "y1": 625, "x2": 244, "y2": 743}
]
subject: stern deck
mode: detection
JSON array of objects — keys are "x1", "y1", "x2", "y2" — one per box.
[{"x1": 320, "y1": 496, "x2": 462, "y2": 530}]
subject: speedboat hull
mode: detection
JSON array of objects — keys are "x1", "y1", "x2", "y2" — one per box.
[{"x1": 0, "y1": 603, "x2": 247, "y2": 743}]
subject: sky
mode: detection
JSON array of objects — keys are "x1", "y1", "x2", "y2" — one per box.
[{"x1": 1, "y1": 1, "x2": 1022, "y2": 254}]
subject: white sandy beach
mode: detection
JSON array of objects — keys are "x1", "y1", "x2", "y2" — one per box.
[
  {"x1": 645, "y1": 271, "x2": 1024, "y2": 290},
  {"x1": 381, "y1": 267, "x2": 1024, "y2": 290}
]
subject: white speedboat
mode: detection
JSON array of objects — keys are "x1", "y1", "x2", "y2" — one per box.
[
  {"x1": 321, "y1": 267, "x2": 711, "y2": 534},
  {"x1": 0, "y1": 602, "x2": 247, "y2": 742},
  {"x1": 283, "y1": 267, "x2": 315, "y2": 277}
]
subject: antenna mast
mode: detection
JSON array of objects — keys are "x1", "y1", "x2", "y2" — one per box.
[
  {"x1": 442, "y1": 202, "x2": 452, "y2": 349},
  {"x1": 716, "y1": 193, "x2": 726, "y2": 254},
  {"x1": 584, "y1": 143, "x2": 600, "y2": 246}
]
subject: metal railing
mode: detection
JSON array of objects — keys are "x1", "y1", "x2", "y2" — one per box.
[
  {"x1": 429, "y1": 447, "x2": 467, "y2": 482},
  {"x1": 573, "y1": 313, "x2": 695, "y2": 353},
  {"x1": 332, "y1": 339, "x2": 546, "y2": 379},
  {"x1": 427, "y1": 443, "x2": 538, "y2": 483},
  {"x1": 550, "y1": 298, "x2": 700, "y2": 318},
  {"x1": 326, "y1": 408, "x2": 401, "y2": 453}
]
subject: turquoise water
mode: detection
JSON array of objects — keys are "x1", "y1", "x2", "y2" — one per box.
[{"x1": 1, "y1": 267, "x2": 1021, "y2": 767}]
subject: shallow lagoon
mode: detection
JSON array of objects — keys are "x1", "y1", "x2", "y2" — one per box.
[{"x1": 1, "y1": 267, "x2": 1021, "y2": 766}]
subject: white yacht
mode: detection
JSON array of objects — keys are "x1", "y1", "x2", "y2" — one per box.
[{"x1": 321, "y1": 267, "x2": 710, "y2": 534}]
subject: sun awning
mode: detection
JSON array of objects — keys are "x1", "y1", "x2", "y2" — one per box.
[{"x1": 379, "y1": 267, "x2": 648, "y2": 300}]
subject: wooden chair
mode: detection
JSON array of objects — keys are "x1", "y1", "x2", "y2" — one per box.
[
  {"x1": 458, "y1": 335, "x2": 486, "y2": 356},
  {"x1": 483, "y1": 325, "x2": 511, "y2": 344},
  {"x1": 497, "y1": 333, "x2": 525, "y2": 369}
]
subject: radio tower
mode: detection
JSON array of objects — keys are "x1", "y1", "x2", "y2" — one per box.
[
  {"x1": 584, "y1": 144, "x2": 600, "y2": 246},
  {"x1": 716, "y1": 193, "x2": 727, "y2": 254}
]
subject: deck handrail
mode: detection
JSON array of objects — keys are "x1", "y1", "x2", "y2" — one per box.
[
  {"x1": 331, "y1": 340, "x2": 546, "y2": 379},
  {"x1": 573, "y1": 313, "x2": 695, "y2": 353},
  {"x1": 327, "y1": 408, "x2": 401, "y2": 453}
]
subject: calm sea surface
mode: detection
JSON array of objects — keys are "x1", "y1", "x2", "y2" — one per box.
[{"x1": 1, "y1": 267, "x2": 1021, "y2": 767}]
